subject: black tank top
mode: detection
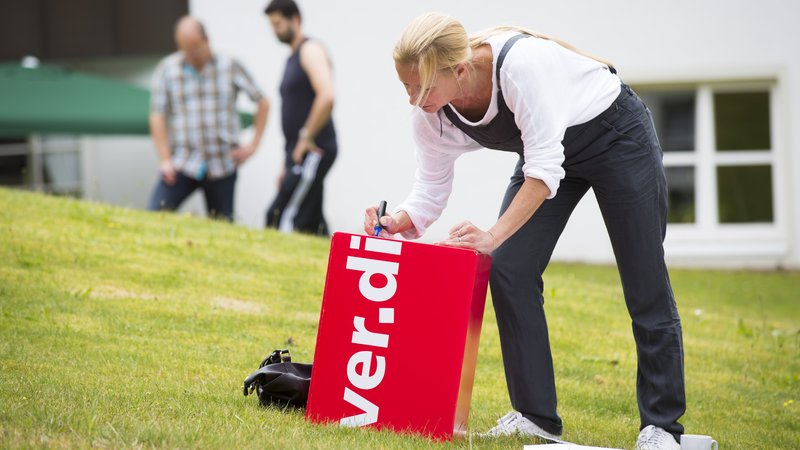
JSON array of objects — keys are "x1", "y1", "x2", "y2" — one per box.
[{"x1": 279, "y1": 38, "x2": 337, "y2": 154}]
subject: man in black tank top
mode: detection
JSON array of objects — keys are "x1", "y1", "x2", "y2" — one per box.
[{"x1": 264, "y1": 0, "x2": 337, "y2": 235}]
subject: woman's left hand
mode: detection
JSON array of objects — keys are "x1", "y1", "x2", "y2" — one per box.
[{"x1": 437, "y1": 221, "x2": 497, "y2": 254}]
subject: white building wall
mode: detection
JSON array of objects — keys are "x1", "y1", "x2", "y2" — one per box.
[{"x1": 81, "y1": 0, "x2": 800, "y2": 269}]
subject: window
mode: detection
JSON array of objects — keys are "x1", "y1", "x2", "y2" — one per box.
[
  {"x1": 717, "y1": 165, "x2": 772, "y2": 223},
  {"x1": 0, "y1": 140, "x2": 29, "y2": 187},
  {"x1": 713, "y1": 91, "x2": 773, "y2": 223},
  {"x1": 38, "y1": 136, "x2": 83, "y2": 196},
  {"x1": 636, "y1": 83, "x2": 776, "y2": 227},
  {"x1": 664, "y1": 166, "x2": 695, "y2": 223},
  {"x1": 714, "y1": 92, "x2": 770, "y2": 151},
  {"x1": 0, "y1": 136, "x2": 83, "y2": 197}
]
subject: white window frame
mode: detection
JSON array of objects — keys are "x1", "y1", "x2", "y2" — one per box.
[
  {"x1": 28, "y1": 134, "x2": 86, "y2": 196},
  {"x1": 657, "y1": 81, "x2": 788, "y2": 260}
]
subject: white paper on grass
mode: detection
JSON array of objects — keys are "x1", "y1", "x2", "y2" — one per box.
[{"x1": 523, "y1": 444, "x2": 623, "y2": 450}]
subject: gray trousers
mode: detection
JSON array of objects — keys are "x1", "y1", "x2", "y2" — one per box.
[{"x1": 489, "y1": 86, "x2": 686, "y2": 438}]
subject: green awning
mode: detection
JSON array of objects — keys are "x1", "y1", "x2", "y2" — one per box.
[{"x1": 0, "y1": 62, "x2": 253, "y2": 138}]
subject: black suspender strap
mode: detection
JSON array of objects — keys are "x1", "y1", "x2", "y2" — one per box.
[{"x1": 495, "y1": 34, "x2": 531, "y2": 93}]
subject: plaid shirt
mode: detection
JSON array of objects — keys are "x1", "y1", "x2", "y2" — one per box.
[{"x1": 151, "y1": 52, "x2": 263, "y2": 180}]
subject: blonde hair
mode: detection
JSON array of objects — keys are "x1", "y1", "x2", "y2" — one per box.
[
  {"x1": 393, "y1": 13, "x2": 470, "y2": 107},
  {"x1": 393, "y1": 12, "x2": 614, "y2": 107}
]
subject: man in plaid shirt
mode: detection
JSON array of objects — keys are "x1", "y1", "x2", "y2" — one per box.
[{"x1": 148, "y1": 16, "x2": 269, "y2": 221}]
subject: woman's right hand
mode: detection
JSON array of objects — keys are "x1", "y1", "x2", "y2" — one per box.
[{"x1": 363, "y1": 206, "x2": 397, "y2": 237}]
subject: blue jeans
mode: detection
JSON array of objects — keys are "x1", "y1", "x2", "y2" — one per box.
[
  {"x1": 148, "y1": 171, "x2": 237, "y2": 221},
  {"x1": 490, "y1": 85, "x2": 685, "y2": 439}
]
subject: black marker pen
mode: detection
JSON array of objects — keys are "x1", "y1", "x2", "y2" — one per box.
[{"x1": 373, "y1": 200, "x2": 387, "y2": 236}]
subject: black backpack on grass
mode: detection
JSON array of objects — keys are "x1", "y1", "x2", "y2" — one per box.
[{"x1": 242, "y1": 349, "x2": 312, "y2": 408}]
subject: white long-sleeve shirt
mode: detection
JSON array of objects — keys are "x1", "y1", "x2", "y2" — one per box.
[{"x1": 395, "y1": 32, "x2": 621, "y2": 239}]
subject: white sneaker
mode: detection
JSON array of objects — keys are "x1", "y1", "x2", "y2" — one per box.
[
  {"x1": 483, "y1": 411, "x2": 562, "y2": 441},
  {"x1": 635, "y1": 425, "x2": 680, "y2": 450}
]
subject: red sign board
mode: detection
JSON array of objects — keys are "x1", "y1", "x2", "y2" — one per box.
[{"x1": 305, "y1": 232, "x2": 491, "y2": 440}]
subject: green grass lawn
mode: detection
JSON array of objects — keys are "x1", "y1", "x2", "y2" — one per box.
[{"x1": 1, "y1": 187, "x2": 798, "y2": 449}]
